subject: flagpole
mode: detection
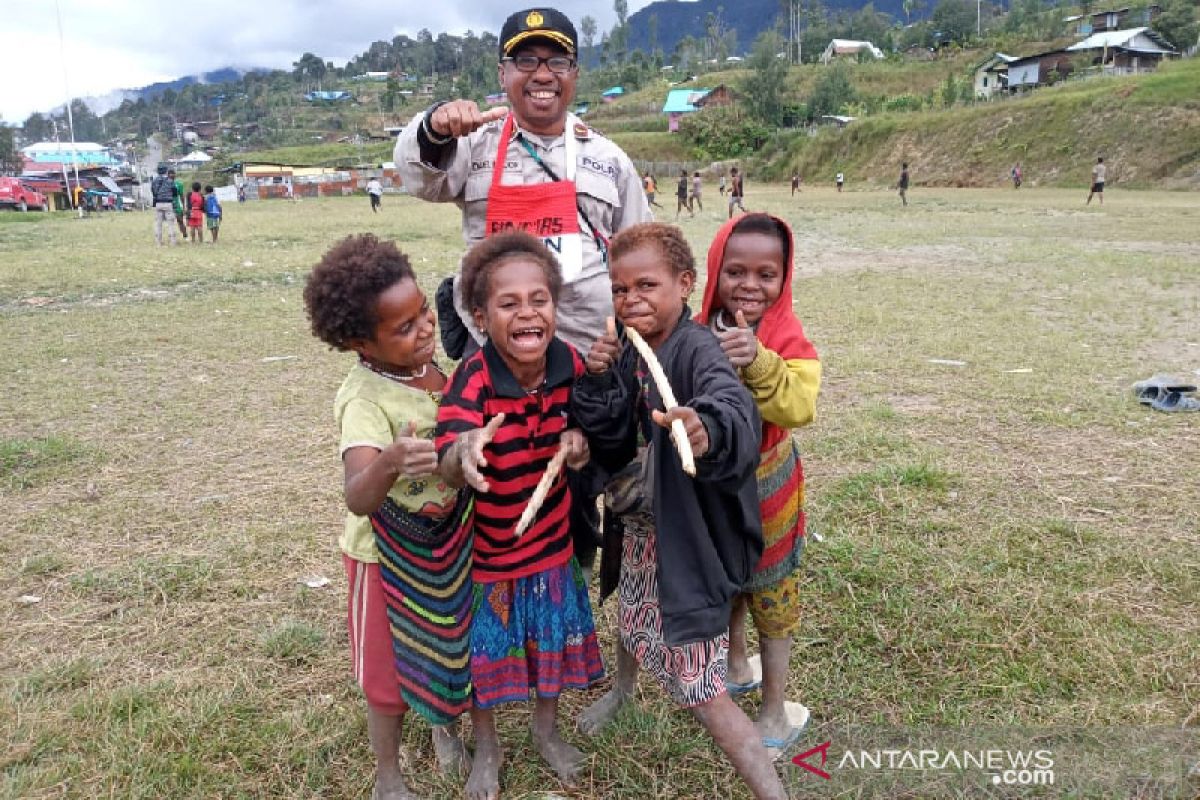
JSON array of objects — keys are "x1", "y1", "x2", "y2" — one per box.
[{"x1": 54, "y1": 0, "x2": 83, "y2": 216}]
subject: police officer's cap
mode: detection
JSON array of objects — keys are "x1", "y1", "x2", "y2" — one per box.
[{"x1": 499, "y1": 8, "x2": 577, "y2": 57}]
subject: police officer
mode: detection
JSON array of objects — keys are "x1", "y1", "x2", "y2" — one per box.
[{"x1": 394, "y1": 6, "x2": 652, "y2": 356}]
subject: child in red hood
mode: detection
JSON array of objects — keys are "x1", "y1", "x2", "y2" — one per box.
[{"x1": 698, "y1": 212, "x2": 821, "y2": 753}]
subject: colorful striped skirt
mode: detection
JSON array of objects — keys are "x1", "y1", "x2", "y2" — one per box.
[
  {"x1": 744, "y1": 435, "x2": 806, "y2": 594},
  {"x1": 371, "y1": 493, "x2": 474, "y2": 725},
  {"x1": 469, "y1": 557, "x2": 604, "y2": 709}
]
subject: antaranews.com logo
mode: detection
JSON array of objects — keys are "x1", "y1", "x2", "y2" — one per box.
[{"x1": 792, "y1": 741, "x2": 1055, "y2": 789}]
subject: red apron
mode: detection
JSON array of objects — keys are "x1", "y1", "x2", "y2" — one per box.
[{"x1": 484, "y1": 113, "x2": 585, "y2": 282}]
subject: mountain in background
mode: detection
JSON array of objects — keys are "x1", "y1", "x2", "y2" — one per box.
[
  {"x1": 65, "y1": 68, "x2": 267, "y2": 116},
  {"x1": 625, "y1": 0, "x2": 912, "y2": 56}
]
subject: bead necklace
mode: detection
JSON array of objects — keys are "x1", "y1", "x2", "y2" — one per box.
[{"x1": 359, "y1": 357, "x2": 428, "y2": 382}]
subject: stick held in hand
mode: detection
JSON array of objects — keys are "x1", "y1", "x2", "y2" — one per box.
[
  {"x1": 514, "y1": 445, "x2": 569, "y2": 538},
  {"x1": 624, "y1": 327, "x2": 697, "y2": 477}
]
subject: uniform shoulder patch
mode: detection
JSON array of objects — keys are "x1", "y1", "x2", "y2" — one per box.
[{"x1": 573, "y1": 121, "x2": 591, "y2": 140}]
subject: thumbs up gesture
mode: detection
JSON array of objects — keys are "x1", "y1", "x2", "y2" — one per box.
[
  {"x1": 586, "y1": 317, "x2": 621, "y2": 375},
  {"x1": 383, "y1": 420, "x2": 439, "y2": 478},
  {"x1": 428, "y1": 100, "x2": 509, "y2": 139},
  {"x1": 716, "y1": 308, "x2": 758, "y2": 368}
]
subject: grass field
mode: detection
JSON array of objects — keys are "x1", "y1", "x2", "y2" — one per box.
[{"x1": 2, "y1": 186, "x2": 1197, "y2": 799}]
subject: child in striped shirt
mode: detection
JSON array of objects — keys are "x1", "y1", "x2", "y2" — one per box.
[{"x1": 436, "y1": 231, "x2": 603, "y2": 799}]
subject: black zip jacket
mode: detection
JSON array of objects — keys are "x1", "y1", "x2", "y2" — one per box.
[{"x1": 572, "y1": 310, "x2": 763, "y2": 646}]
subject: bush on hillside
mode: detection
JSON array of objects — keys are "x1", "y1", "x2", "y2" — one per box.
[{"x1": 677, "y1": 106, "x2": 772, "y2": 159}]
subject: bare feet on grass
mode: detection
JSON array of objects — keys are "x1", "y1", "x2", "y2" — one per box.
[
  {"x1": 431, "y1": 722, "x2": 470, "y2": 777},
  {"x1": 532, "y1": 723, "x2": 586, "y2": 787},
  {"x1": 371, "y1": 771, "x2": 417, "y2": 800},
  {"x1": 465, "y1": 736, "x2": 502, "y2": 800},
  {"x1": 576, "y1": 687, "x2": 630, "y2": 736}
]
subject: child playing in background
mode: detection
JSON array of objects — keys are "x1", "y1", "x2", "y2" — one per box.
[
  {"x1": 303, "y1": 234, "x2": 472, "y2": 800},
  {"x1": 435, "y1": 232, "x2": 603, "y2": 800},
  {"x1": 187, "y1": 181, "x2": 205, "y2": 243},
  {"x1": 572, "y1": 222, "x2": 787, "y2": 800},
  {"x1": 699, "y1": 213, "x2": 821, "y2": 754},
  {"x1": 675, "y1": 170, "x2": 693, "y2": 219},
  {"x1": 203, "y1": 185, "x2": 222, "y2": 244}
]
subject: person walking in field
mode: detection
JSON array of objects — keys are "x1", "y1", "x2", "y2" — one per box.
[
  {"x1": 367, "y1": 176, "x2": 384, "y2": 212},
  {"x1": 835, "y1": 172, "x2": 844, "y2": 192},
  {"x1": 727, "y1": 166, "x2": 746, "y2": 218},
  {"x1": 691, "y1": 171, "x2": 704, "y2": 213},
  {"x1": 790, "y1": 173, "x2": 799, "y2": 196},
  {"x1": 150, "y1": 164, "x2": 178, "y2": 246},
  {"x1": 898, "y1": 162, "x2": 910, "y2": 207},
  {"x1": 203, "y1": 185, "x2": 222, "y2": 243},
  {"x1": 719, "y1": 172, "x2": 727, "y2": 196},
  {"x1": 643, "y1": 173, "x2": 662, "y2": 208},
  {"x1": 676, "y1": 169, "x2": 693, "y2": 218},
  {"x1": 1011, "y1": 163, "x2": 1022, "y2": 189},
  {"x1": 1087, "y1": 157, "x2": 1106, "y2": 205}
]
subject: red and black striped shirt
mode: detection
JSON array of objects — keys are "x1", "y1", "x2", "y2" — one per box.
[{"x1": 435, "y1": 337, "x2": 583, "y2": 583}]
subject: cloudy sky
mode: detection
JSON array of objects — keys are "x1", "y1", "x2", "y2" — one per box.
[{"x1": 3, "y1": 0, "x2": 660, "y2": 125}]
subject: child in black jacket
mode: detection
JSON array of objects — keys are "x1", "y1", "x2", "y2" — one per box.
[{"x1": 572, "y1": 223, "x2": 786, "y2": 800}]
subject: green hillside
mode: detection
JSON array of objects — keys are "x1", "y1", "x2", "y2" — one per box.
[
  {"x1": 765, "y1": 57, "x2": 1200, "y2": 189},
  {"x1": 587, "y1": 54, "x2": 1199, "y2": 189}
]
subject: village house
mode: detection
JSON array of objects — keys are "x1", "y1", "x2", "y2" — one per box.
[
  {"x1": 1067, "y1": 27, "x2": 1178, "y2": 72},
  {"x1": 974, "y1": 53, "x2": 1016, "y2": 98},
  {"x1": 1065, "y1": 5, "x2": 1161, "y2": 36},
  {"x1": 693, "y1": 85, "x2": 736, "y2": 109},
  {"x1": 820, "y1": 39, "x2": 885, "y2": 64},
  {"x1": 662, "y1": 88, "x2": 711, "y2": 132}
]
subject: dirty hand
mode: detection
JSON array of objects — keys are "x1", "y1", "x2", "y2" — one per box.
[
  {"x1": 384, "y1": 420, "x2": 439, "y2": 477},
  {"x1": 459, "y1": 413, "x2": 506, "y2": 492},
  {"x1": 651, "y1": 407, "x2": 710, "y2": 458},
  {"x1": 586, "y1": 317, "x2": 621, "y2": 375},
  {"x1": 717, "y1": 309, "x2": 757, "y2": 368},
  {"x1": 428, "y1": 100, "x2": 508, "y2": 139},
  {"x1": 560, "y1": 429, "x2": 590, "y2": 470}
]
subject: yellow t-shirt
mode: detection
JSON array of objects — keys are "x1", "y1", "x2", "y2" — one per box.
[{"x1": 333, "y1": 363, "x2": 457, "y2": 562}]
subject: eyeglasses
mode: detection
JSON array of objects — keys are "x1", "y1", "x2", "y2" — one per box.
[{"x1": 502, "y1": 54, "x2": 577, "y2": 74}]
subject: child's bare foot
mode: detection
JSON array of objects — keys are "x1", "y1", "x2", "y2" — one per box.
[
  {"x1": 531, "y1": 724, "x2": 586, "y2": 787},
  {"x1": 371, "y1": 772, "x2": 417, "y2": 800},
  {"x1": 577, "y1": 687, "x2": 630, "y2": 736},
  {"x1": 432, "y1": 723, "x2": 470, "y2": 776},
  {"x1": 465, "y1": 737, "x2": 502, "y2": 800}
]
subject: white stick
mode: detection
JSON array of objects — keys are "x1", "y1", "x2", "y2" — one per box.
[
  {"x1": 514, "y1": 445, "x2": 569, "y2": 538},
  {"x1": 624, "y1": 327, "x2": 697, "y2": 477}
]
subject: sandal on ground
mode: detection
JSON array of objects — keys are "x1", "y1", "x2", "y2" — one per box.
[{"x1": 1151, "y1": 390, "x2": 1200, "y2": 413}]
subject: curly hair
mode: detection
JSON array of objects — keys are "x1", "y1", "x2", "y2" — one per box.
[
  {"x1": 303, "y1": 234, "x2": 415, "y2": 350},
  {"x1": 608, "y1": 222, "x2": 696, "y2": 278},
  {"x1": 730, "y1": 213, "x2": 791, "y2": 268},
  {"x1": 459, "y1": 231, "x2": 562, "y2": 313}
]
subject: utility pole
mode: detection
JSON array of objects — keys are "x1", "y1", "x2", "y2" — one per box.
[{"x1": 977, "y1": 0, "x2": 982, "y2": 37}]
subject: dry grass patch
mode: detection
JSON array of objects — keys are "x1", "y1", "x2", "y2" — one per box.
[{"x1": 2, "y1": 188, "x2": 1197, "y2": 798}]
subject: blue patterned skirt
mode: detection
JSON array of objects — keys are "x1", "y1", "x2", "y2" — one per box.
[{"x1": 469, "y1": 557, "x2": 605, "y2": 709}]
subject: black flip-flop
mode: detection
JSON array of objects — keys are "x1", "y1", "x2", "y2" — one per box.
[{"x1": 1151, "y1": 390, "x2": 1200, "y2": 413}]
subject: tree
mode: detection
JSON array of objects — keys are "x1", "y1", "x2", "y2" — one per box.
[
  {"x1": 807, "y1": 61, "x2": 856, "y2": 118},
  {"x1": 739, "y1": 30, "x2": 789, "y2": 126},
  {"x1": 581, "y1": 15, "x2": 597, "y2": 51},
  {"x1": 0, "y1": 125, "x2": 21, "y2": 175},
  {"x1": 1153, "y1": 0, "x2": 1200, "y2": 50},
  {"x1": 22, "y1": 112, "x2": 52, "y2": 142},
  {"x1": 292, "y1": 52, "x2": 327, "y2": 88},
  {"x1": 931, "y1": 0, "x2": 976, "y2": 42}
]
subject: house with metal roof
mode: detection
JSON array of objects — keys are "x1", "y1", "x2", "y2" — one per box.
[
  {"x1": 974, "y1": 53, "x2": 1017, "y2": 98},
  {"x1": 1067, "y1": 26, "x2": 1178, "y2": 69},
  {"x1": 662, "y1": 88, "x2": 711, "y2": 132},
  {"x1": 820, "y1": 39, "x2": 885, "y2": 64}
]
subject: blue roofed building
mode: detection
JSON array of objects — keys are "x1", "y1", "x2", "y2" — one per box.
[{"x1": 662, "y1": 88, "x2": 711, "y2": 131}]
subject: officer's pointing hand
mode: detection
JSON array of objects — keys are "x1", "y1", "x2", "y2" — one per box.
[{"x1": 430, "y1": 101, "x2": 509, "y2": 139}]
